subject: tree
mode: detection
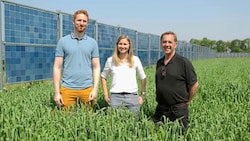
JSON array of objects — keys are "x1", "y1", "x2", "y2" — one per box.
[
  {"x1": 209, "y1": 40, "x2": 217, "y2": 49},
  {"x1": 241, "y1": 38, "x2": 250, "y2": 52},
  {"x1": 225, "y1": 41, "x2": 231, "y2": 53},
  {"x1": 200, "y1": 37, "x2": 210, "y2": 47},
  {"x1": 231, "y1": 39, "x2": 242, "y2": 52},
  {"x1": 188, "y1": 37, "x2": 250, "y2": 52},
  {"x1": 189, "y1": 38, "x2": 200, "y2": 45},
  {"x1": 216, "y1": 40, "x2": 227, "y2": 52}
]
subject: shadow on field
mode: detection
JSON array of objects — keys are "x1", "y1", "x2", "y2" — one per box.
[
  {"x1": 94, "y1": 98, "x2": 109, "y2": 110},
  {"x1": 46, "y1": 92, "x2": 154, "y2": 121},
  {"x1": 47, "y1": 92, "x2": 109, "y2": 111}
]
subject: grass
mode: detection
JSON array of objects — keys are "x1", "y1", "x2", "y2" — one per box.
[{"x1": 0, "y1": 58, "x2": 249, "y2": 141}]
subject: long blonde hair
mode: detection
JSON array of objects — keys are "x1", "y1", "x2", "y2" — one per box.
[{"x1": 112, "y1": 35, "x2": 134, "y2": 68}]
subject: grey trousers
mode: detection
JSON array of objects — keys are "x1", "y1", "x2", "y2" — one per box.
[{"x1": 110, "y1": 92, "x2": 140, "y2": 115}]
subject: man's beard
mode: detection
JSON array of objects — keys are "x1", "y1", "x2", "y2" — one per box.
[
  {"x1": 76, "y1": 25, "x2": 85, "y2": 32},
  {"x1": 77, "y1": 27, "x2": 85, "y2": 32}
]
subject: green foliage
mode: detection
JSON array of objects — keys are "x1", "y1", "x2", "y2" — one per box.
[
  {"x1": 0, "y1": 58, "x2": 250, "y2": 140},
  {"x1": 231, "y1": 47, "x2": 243, "y2": 52},
  {"x1": 216, "y1": 40, "x2": 227, "y2": 52},
  {"x1": 241, "y1": 38, "x2": 250, "y2": 51},
  {"x1": 189, "y1": 37, "x2": 250, "y2": 53}
]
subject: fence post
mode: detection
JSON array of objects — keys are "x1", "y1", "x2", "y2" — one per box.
[
  {"x1": 94, "y1": 20, "x2": 98, "y2": 41},
  {"x1": 148, "y1": 34, "x2": 151, "y2": 66},
  {"x1": 0, "y1": 1, "x2": 4, "y2": 90},
  {"x1": 57, "y1": 10, "x2": 63, "y2": 41}
]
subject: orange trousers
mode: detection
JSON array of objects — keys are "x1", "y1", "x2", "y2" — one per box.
[{"x1": 60, "y1": 86, "x2": 94, "y2": 110}]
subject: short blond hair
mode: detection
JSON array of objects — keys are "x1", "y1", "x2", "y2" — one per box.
[{"x1": 73, "y1": 10, "x2": 89, "y2": 22}]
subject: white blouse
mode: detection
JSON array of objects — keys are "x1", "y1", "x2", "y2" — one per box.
[{"x1": 101, "y1": 56, "x2": 146, "y2": 93}]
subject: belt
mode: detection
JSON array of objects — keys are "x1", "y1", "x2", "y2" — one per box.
[
  {"x1": 160, "y1": 103, "x2": 187, "y2": 109},
  {"x1": 173, "y1": 103, "x2": 188, "y2": 108},
  {"x1": 112, "y1": 92, "x2": 136, "y2": 95},
  {"x1": 121, "y1": 92, "x2": 132, "y2": 94}
]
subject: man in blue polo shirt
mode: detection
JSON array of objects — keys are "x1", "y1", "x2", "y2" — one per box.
[
  {"x1": 53, "y1": 9, "x2": 100, "y2": 110},
  {"x1": 152, "y1": 31, "x2": 199, "y2": 128}
]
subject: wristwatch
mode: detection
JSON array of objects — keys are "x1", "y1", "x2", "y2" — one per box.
[{"x1": 141, "y1": 92, "x2": 146, "y2": 99}]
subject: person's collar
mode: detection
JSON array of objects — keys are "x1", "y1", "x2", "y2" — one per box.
[
  {"x1": 71, "y1": 32, "x2": 87, "y2": 40},
  {"x1": 162, "y1": 52, "x2": 177, "y2": 64},
  {"x1": 168, "y1": 53, "x2": 177, "y2": 64}
]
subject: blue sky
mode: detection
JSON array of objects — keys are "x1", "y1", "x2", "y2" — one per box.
[{"x1": 9, "y1": 0, "x2": 250, "y2": 41}]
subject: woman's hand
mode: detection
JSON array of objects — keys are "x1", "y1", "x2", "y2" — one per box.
[{"x1": 139, "y1": 96, "x2": 144, "y2": 105}]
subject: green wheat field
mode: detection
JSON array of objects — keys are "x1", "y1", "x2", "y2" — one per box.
[{"x1": 0, "y1": 58, "x2": 249, "y2": 141}]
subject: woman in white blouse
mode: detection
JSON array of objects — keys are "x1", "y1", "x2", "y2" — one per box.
[{"x1": 101, "y1": 35, "x2": 146, "y2": 115}]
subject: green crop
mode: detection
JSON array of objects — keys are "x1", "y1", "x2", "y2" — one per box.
[{"x1": 0, "y1": 58, "x2": 249, "y2": 141}]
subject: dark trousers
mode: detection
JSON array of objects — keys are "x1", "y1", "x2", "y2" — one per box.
[{"x1": 152, "y1": 103, "x2": 189, "y2": 128}]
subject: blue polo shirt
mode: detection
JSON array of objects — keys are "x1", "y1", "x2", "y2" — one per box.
[{"x1": 55, "y1": 33, "x2": 99, "y2": 89}]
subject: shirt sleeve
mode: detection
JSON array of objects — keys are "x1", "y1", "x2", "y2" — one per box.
[
  {"x1": 101, "y1": 57, "x2": 112, "y2": 79},
  {"x1": 184, "y1": 58, "x2": 198, "y2": 85},
  {"x1": 92, "y1": 40, "x2": 99, "y2": 58},
  {"x1": 135, "y1": 56, "x2": 146, "y2": 80},
  {"x1": 55, "y1": 38, "x2": 64, "y2": 57}
]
